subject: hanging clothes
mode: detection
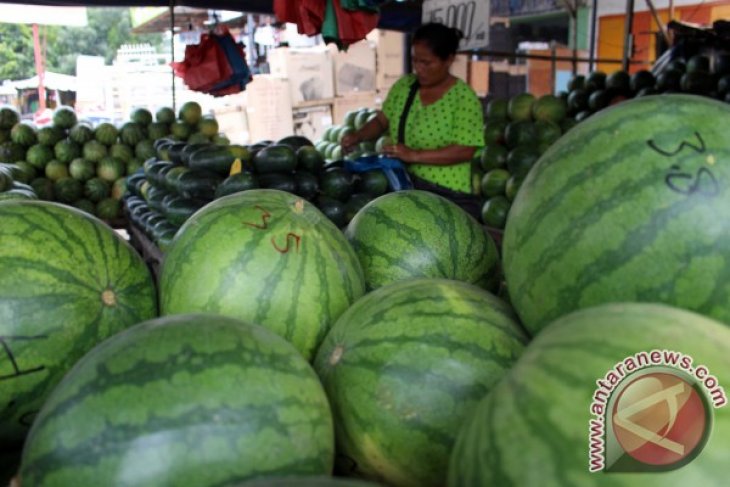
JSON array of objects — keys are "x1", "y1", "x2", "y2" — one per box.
[{"x1": 331, "y1": 0, "x2": 379, "y2": 48}]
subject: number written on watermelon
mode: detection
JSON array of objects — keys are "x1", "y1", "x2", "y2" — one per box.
[
  {"x1": 647, "y1": 131, "x2": 718, "y2": 196},
  {"x1": 0, "y1": 334, "x2": 47, "y2": 381},
  {"x1": 243, "y1": 205, "x2": 304, "y2": 255}
]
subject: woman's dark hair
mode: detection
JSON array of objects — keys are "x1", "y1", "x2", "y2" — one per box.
[{"x1": 412, "y1": 22, "x2": 464, "y2": 60}]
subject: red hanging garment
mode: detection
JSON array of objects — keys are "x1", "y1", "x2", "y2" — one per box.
[
  {"x1": 299, "y1": 0, "x2": 327, "y2": 36},
  {"x1": 331, "y1": 0, "x2": 379, "y2": 48},
  {"x1": 273, "y1": 0, "x2": 302, "y2": 25},
  {"x1": 170, "y1": 33, "x2": 232, "y2": 91}
]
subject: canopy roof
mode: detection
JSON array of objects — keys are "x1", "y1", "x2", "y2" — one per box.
[
  {"x1": 9, "y1": 72, "x2": 77, "y2": 92},
  {"x1": 0, "y1": 1, "x2": 424, "y2": 31}
]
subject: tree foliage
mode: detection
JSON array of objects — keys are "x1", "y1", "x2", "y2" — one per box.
[{"x1": 0, "y1": 8, "x2": 164, "y2": 81}]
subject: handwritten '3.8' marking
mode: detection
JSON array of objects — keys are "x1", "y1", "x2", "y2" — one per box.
[
  {"x1": 646, "y1": 132, "x2": 718, "y2": 196},
  {"x1": 242, "y1": 205, "x2": 271, "y2": 229}
]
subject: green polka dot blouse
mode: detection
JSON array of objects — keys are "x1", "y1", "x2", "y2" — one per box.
[{"x1": 382, "y1": 73, "x2": 485, "y2": 193}]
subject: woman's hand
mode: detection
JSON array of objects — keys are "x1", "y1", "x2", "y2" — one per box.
[
  {"x1": 340, "y1": 132, "x2": 362, "y2": 154},
  {"x1": 382, "y1": 143, "x2": 419, "y2": 163}
]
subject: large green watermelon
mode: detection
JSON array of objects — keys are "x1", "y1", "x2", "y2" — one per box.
[
  {"x1": 159, "y1": 189, "x2": 366, "y2": 360},
  {"x1": 0, "y1": 201, "x2": 157, "y2": 446},
  {"x1": 314, "y1": 278, "x2": 528, "y2": 487},
  {"x1": 236, "y1": 476, "x2": 382, "y2": 486},
  {"x1": 503, "y1": 95, "x2": 730, "y2": 335},
  {"x1": 449, "y1": 303, "x2": 730, "y2": 486},
  {"x1": 19, "y1": 314, "x2": 334, "y2": 487},
  {"x1": 345, "y1": 190, "x2": 499, "y2": 291}
]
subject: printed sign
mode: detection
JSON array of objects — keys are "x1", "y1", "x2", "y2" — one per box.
[{"x1": 422, "y1": 0, "x2": 490, "y2": 50}]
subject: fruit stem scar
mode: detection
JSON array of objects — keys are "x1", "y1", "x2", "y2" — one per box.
[
  {"x1": 330, "y1": 345, "x2": 344, "y2": 365},
  {"x1": 101, "y1": 289, "x2": 117, "y2": 307}
]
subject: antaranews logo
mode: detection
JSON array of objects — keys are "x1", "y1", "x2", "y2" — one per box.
[{"x1": 588, "y1": 349, "x2": 727, "y2": 473}]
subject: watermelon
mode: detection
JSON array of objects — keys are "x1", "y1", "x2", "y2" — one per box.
[
  {"x1": 25, "y1": 144, "x2": 54, "y2": 170},
  {"x1": 19, "y1": 314, "x2": 334, "y2": 486},
  {"x1": 68, "y1": 123, "x2": 94, "y2": 145},
  {"x1": 10, "y1": 123, "x2": 37, "y2": 147},
  {"x1": 83, "y1": 140, "x2": 108, "y2": 162},
  {"x1": 159, "y1": 189, "x2": 366, "y2": 360},
  {"x1": 179, "y1": 101, "x2": 203, "y2": 125},
  {"x1": 0, "y1": 106, "x2": 20, "y2": 130},
  {"x1": 52, "y1": 106, "x2": 77, "y2": 129},
  {"x1": 449, "y1": 303, "x2": 730, "y2": 486},
  {"x1": 119, "y1": 122, "x2": 145, "y2": 146},
  {"x1": 94, "y1": 123, "x2": 118, "y2": 146},
  {"x1": 155, "y1": 106, "x2": 176, "y2": 124},
  {"x1": 314, "y1": 278, "x2": 527, "y2": 487},
  {"x1": 53, "y1": 139, "x2": 81, "y2": 164},
  {"x1": 345, "y1": 190, "x2": 499, "y2": 291},
  {"x1": 237, "y1": 477, "x2": 381, "y2": 486},
  {"x1": 130, "y1": 107, "x2": 153, "y2": 126},
  {"x1": 68, "y1": 158, "x2": 95, "y2": 181},
  {"x1": 0, "y1": 201, "x2": 157, "y2": 446},
  {"x1": 503, "y1": 94, "x2": 730, "y2": 335}
]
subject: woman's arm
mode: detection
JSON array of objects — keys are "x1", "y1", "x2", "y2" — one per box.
[
  {"x1": 341, "y1": 111, "x2": 390, "y2": 153},
  {"x1": 382, "y1": 143, "x2": 477, "y2": 165}
]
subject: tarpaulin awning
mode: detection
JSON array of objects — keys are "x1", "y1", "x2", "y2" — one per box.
[{"x1": 9, "y1": 72, "x2": 77, "y2": 92}]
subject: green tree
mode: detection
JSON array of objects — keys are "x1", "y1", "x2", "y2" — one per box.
[{"x1": 0, "y1": 23, "x2": 35, "y2": 81}]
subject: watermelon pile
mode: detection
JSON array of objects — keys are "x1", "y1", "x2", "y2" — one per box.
[
  {"x1": 563, "y1": 53, "x2": 730, "y2": 126},
  {"x1": 124, "y1": 131, "x2": 395, "y2": 251},
  {"x1": 474, "y1": 92, "x2": 570, "y2": 229},
  {"x1": 4, "y1": 71, "x2": 730, "y2": 487},
  {"x1": 0, "y1": 102, "x2": 229, "y2": 225}
]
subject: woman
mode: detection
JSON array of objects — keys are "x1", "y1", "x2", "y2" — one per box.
[{"x1": 341, "y1": 22, "x2": 485, "y2": 219}]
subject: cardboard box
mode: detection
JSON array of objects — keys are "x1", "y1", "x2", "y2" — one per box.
[
  {"x1": 293, "y1": 104, "x2": 333, "y2": 142},
  {"x1": 245, "y1": 75, "x2": 294, "y2": 143},
  {"x1": 469, "y1": 60, "x2": 490, "y2": 97},
  {"x1": 451, "y1": 54, "x2": 469, "y2": 81},
  {"x1": 332, "y1": 40, "x2": 377, "y2": 96},
  {"x1": 268, "y1": 47, "x2": 334, "y2": 105},
  {"x1": 367, "y1": 29, "x2": 406, "y2": 92},
  {"x1": 213, "y1": 105, "x2": 249, "y2": 144},
  {"x1": 332, "y1": 91, "x2": 382, "y2": 126}
]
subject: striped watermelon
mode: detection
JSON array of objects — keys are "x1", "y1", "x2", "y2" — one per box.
[
  {"x1": 345, "y1": 190, "x2": 499, "y2": 291},
  {"x1": 449, "y1": 303, "x2": 730, "y2": 486},
  {"x1": 503, "y1": 95, "x2": 730, "y2": 335},
  {"x1": 314, "y1": 278, "x2": 527, "y2": 487},
  {"x1": 237, "y1": 476, "x2": 382, "y2": 486},
  {"x1": 0, "y1": 201, "x2": 157, "y2": 446},
  {"x1": 159, "y1": 189, "x2": 366, "y2": 361},
  {"x1": 19, "y1": 314, "x2": 335, "y2": 486}
]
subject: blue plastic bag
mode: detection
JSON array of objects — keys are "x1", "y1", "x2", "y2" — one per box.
[{"x1": 344, "y1": 155, "x2": 413, "y2": 191}]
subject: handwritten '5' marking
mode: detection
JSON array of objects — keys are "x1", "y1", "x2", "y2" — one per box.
[{"x1": 271, "y1": 233, "x2": 302, "y2": 254}]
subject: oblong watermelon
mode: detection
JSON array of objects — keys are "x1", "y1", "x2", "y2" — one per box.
[
  {"x1": 0, "y1": 201, "x2": 157, "y2": 446},
  {"x1": 448, "y1": 303, "x2": 730, "y2": 486},
  {"x1": 159, "y1": 189, "x2": 366, "y2": 361},
  {"x1": 345, "y1": 190, "x2": 499, "y2": 291},
  {"x1": 314, "y1": 278, "x2": 528, "y2": 487},
  {"x1": 19, "y1": 314, "x2": 335, "y2": 487},
  {"x1": 503, "y1": 94, "x2": 730, "y2": 335}
]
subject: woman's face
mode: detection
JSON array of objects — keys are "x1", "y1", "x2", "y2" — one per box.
[{"x1": 411, "y1": 41, "x2": 453, "y2": 87}]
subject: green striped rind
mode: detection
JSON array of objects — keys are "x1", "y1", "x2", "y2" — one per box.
[
  {"x1": 159, "y1": 189, "x2": 366, "y2": 361},
  {"x1": 236, "y1": 475, "x2": 382, "y2": 486},
  {"x1": 0, "y1": 201, "x2": 157, "y2": 446},
  {"x1": 448, "y1": 303, "x2": 730, "y2": 487},
  {"x1": 20, "y1": 314, "x2": 334, "y2": 487},
  {"x1": 345, "y1": 190, "x2": 499, "y2": 291},
  {"x1": 503, "y1": 95, "x2": 730, "y2": 334},
  {"x1": 314, "y1": 278, "x2": 528, "y2": 487}
]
